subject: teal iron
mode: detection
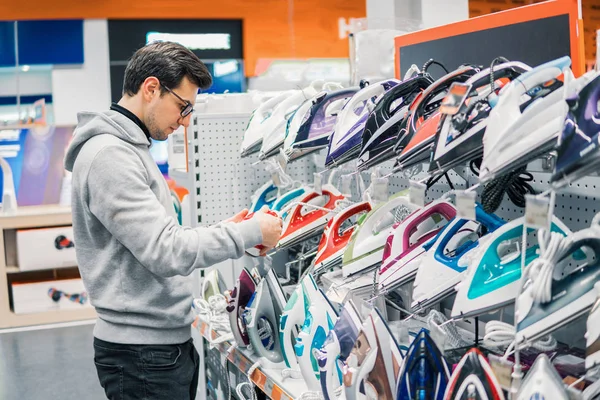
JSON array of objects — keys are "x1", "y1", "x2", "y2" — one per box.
[
  {"x1": 243, "y1": 267, "x2": 288, "y2": 363},
  {"x1": 343, "y1": 307, "x2": 404, "y2": 400},
  {"x1": 451, "y1": 216, "x2": 573, "y2": 319},
  {"x1": 316, "y1": 300, "x2": 363, "y2": 400},
  {"x1": 279, "y1": 273, "x2": 324, "y2": 376},
  {"x1": 294, "y1": 276, "x2": 340, "y2": 391}
]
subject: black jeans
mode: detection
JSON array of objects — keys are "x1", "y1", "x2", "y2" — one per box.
[{"x1": 93, "y1": 337, "x2": 200, "y2": 400}]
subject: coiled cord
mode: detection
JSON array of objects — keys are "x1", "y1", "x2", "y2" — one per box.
[
  {"x1": 422, "y1": 59, "x2": 449, "y2": 74},
  {"x1": 470, "y1": 158, "x2": 536, "y2": 213},
  {"x1": 483, "y1": 320, "x2": 557, "y2": 360},
  {"x1": 489, "y1": 56, "x2": 510, "y2": 93}
]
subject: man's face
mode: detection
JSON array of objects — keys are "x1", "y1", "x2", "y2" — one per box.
[{"x1": 146, "y1": 76, "x2": 198, "y2": 141}]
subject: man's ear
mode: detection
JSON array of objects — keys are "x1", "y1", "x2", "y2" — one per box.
[{"x1": 141, "y1": 76, "x2": 160, "y2": 102}]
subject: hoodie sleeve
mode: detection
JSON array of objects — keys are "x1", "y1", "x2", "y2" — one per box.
[{"x1": 86, "y1": 144, "x2": 263, "y2": 277}]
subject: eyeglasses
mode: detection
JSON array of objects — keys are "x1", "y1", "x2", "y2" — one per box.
[{"x1": 161, "y1": 83, "x2": 194, "y2": 118}]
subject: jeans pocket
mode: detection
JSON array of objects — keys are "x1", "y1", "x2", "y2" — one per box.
[
  {"x1": 145, "y1": 346, "x2": 182, "y2": 371},
  {"x1": 94, "y1": 360, "x2": 124, "y2": 400}
]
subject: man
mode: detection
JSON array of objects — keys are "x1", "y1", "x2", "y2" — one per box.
[{"x1": 64, "y1": 41, "x2": 282, "y2": 399}]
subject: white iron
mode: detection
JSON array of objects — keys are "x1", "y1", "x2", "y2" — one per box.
[
  {"x1": 451, "y1": 216, "x2": 572, "y2": 320},
  {"x1": 479, "y1": 56, "x2": 573, "y2": 182},
  {"x1": 341, "y1": 190, "x2": 418, "y2": 278},
  {"x1": 516, "y1": 354, "x2": 569, "y2": 400},
  {"x1": 202, "y1": 268, "x2": 228, "y2": 301},
  {"x1": 240, "y1": 91, "x2": 295, "y2": 157},
  {"x1": 586, "y1": 282, "x2": 600, "y2": 370},
  {"x1": 259, "y1": 84, "x2": 321, "y2": 160},
  {"x1": 378, "y1": 199, "x2": 456, "y2": 292},
  {"x1": 411, "y1": 205, "x2": 505, "y2": 310}
]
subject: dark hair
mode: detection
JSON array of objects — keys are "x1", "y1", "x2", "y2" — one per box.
[{"x1": 122, "y1": 41, "x2": 212, "y2": 96}]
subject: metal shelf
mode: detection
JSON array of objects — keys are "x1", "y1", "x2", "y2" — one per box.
[{"x1": 193, "y1": 317, "x2": 309, "y2": 400}]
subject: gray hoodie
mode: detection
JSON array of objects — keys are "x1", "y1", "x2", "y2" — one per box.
[{"x1": 64, "y1": 110, "x2": 262, "y2": 345}]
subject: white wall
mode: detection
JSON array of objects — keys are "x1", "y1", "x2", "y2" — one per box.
[
  {"x1": 51, "y1": 19, "x2": 111, "y2": 126},
  {"x1": 0, "y1": 67, "x2": 53, "y2": 97},
  {"x1": 366, "y1": 0, "x2": 468, "y2": 30},
  {"x1": 421, "y1": 0, "x2": 469, "y2": 29}
]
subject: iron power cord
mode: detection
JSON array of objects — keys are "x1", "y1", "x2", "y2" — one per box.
[
  {"x1": 470, "y1": 158, "x2": 536, "y2": 214},
  {"x1": 422, "y1": 59, "x2": 449, "y2": 74},
  {"x1": 489, "y1": 56, "x2": 510, "y2": 93}
]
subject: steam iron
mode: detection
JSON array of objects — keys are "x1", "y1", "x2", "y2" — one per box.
[
  {"x1": 586, "y1": 283, "x2": 600, "y2": 370},
  {"x1": 277, "y1": 184, "x2": 345, "y2": 249},
  {"x1": 243, "y1": 268, "x2": 287, "y2": 363},
  {"x1": 515, "y1": 225, "x2": 600, "y2": 348},
  {"x1": 279, "y1": 274, "x2": 326, "y2": 376},
  {"x1": 249, "y1": 180, "x2": 278, "y2": 212},
  {"x1": 551, "y1": 72, "x2": 600, "y2": 188},
  {"x1": 443, "y1": 348, "x2": 505, "y2": 400},
  {"x1": 325, "y1": 79, "x2": 400, "y2": 168},
  {"x1": 411, "y1": 204, "x2": 505, "y2": 310},
  {"x1": 341, "y1": 190, "x2": 418, "y2": 278},
  {"x1": 241, "y1": 91, "x2": 295, "y2": 157},
  {"x1": 202, "y1": 269, "x2": 228, "y2": 300},
  {"x1": 342, "y1": 307, "x2": 404, "y2": 400},
  {"x1": 357, "y1": 74, "x2": 433, "y2": 171},
  {"x1": 396, "y1": 328, "x2": 450, "y2": 400},
  {"x1": 295, "y1": 277, "x2": 340, "y2": 391},
  {"x1": 227, "y1": 268, "x2": 257, "y2": 348},
  {"x1": 479, "y1": 56, "x2": 573, "y2": 182},
  {"x1": 313, "y1": 201, "x2": 373, "y2": 274},
  {"x1": 259, "y1": 85, "x2": 324, "y2": 160},
  {"x1": 428, "y1": 61, "x2": 531, "y2": 176},
  {"x1": 516, "y1": 354, "x2": 569, "y2": 400},
  {"x1": 392, "y1": 65, "x2": 480, "y2": 170},
  {"x1": 451, "y1": 216, "x2": 572, "y2": 319},
  {"x1": 378, "y1": 199, "x2": 456, "y2": 292},
  {"x1": 285, "y1": 87, "x2": 359, "y2": 161},
  {"x1": 316, "y1": 300, "x2": 363, "y2": 400}
]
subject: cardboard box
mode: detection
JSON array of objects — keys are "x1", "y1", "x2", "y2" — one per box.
[{"x1": 16, "y1": 226, "x2": 77, "y2": 272}]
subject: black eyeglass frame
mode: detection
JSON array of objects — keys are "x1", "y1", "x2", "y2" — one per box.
[{"x1": 161, "y1": 83, "x2": 194, "y2": 118}]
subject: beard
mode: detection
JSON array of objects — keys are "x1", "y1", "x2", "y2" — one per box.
[{"x1": 146, "y1": 111, "x2": 169, "y2": 141}]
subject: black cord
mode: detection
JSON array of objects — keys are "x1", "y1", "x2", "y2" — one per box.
[
  {"x1": 489, "y1": 56, "x2": 510, "y2": 93},
  {"x1": 422, "y1": 59, "x2": 449, "y2": 74},
  {"x1": 470, "y1": 158, "x2": 536, "y2": 213}
]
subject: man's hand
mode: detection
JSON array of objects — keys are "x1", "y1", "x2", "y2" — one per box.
[
  {"x1": 225, "y1": 208, "x2": 249, "y2": 224},
  {"x1": 254, "y1": 206, "x2": 283, "y2": 256}
]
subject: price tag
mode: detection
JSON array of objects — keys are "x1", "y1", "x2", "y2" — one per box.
[
  {"x1": 341, "y1": 174, "x2": 352, "y2": 197},
  {"x1": 409, "y1": 180, "x2": 426, "y2": 207},
  {"x1": 270, "y1": 171, "x2": 282, "y2": 188},
  {"x1": 314, "y1": 172, "x2": 322, "y2": 195},
  {"x1": 456, "y1": 190, "x2": 476, "y2": 220},
  {"x1": 525, "y1": 194, "x2": 552, "y2": 230},
  {"x1": 326, "y1": 284, "x2": 350, "y2": 305},
  {"x1": 373, "y1": 178, "x2": 389, "y2": 203},
  {"x1": 440, "y1": 82, "x2": 471, "y2": 115},
  {"x1": 488, "y1": 354, "x2": 514, "y2": 391}
]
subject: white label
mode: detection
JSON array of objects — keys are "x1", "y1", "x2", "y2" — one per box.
[
  {"x1": 456, "y1": 190, "x2": 476, "y2": 220},
  {"x1": 277, "y1": 149, "x2": 288, "y2": 172},
  {"x1": 488, "y1": 354, "x2": 514, "y2": 390},
  {"x1": 314, "y1": 172, "x2": 322, "y2": 195},
  {"x1": 271, "y1": 172, "x2": 282, "y2": 188},
  {"x1": 409, "y1": 180, "x2": 426, "y2": 207},
  {"x1": 525, "y1": 194, "x2": 552, "y2": 230}
]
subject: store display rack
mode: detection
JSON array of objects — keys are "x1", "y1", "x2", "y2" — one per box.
[{"x1": 193, "y1": 317, "x2": 309, "y2": 400}]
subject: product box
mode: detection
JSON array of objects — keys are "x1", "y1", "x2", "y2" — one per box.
[
  {"x1": 11, "y1": 278, "x2": 91, "y2": 314},
  {"x1": 16, "y1": 226, "x2": 77, "y2": 272}
]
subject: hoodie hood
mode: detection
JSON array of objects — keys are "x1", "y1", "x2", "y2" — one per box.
[{"x1": 65, "y1": 110, "x2": 151, "y2": 172}]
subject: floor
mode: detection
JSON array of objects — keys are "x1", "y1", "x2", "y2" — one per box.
[{"x1": 0, "y1": 322, "x2": 107, "y2": 400}]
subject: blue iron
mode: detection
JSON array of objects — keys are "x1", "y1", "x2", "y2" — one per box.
[
  {"x1": 325, "y1": 79, "x2": 400, "y2": 168},
  {"x1": 316, "y1": 300, "x2": 363, "y2": 400},
  {"x1": 271, "y1": 186, "x2": 309, "y2": 220},
  {"x1": 396, "y1": 328, "x2": 450, "y2": 400},
  {"x1": 551, "y1": 72, "x2": 600, "y2": 188},
  {"x1": 249, "y1": 180, "x2": 278, "y2": 213},
  {"x1": 451, "y1": 216, "x2": 574, "y2": 319},
  {"x1": 343, "y1": 307, "x2": 404, "y2": 400},
  {"x1": 411, "y1": 204, "x2": 505, "y2": 310}
]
